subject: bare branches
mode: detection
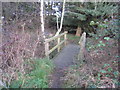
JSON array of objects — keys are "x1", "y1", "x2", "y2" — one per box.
[
  {"x1": 1, "y1": 23, "x2": 45, "y2": 87},
  {"x1": 55, "y1": 0, "x2": 66, "y2": 36}
]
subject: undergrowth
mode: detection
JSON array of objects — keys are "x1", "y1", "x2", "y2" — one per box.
[
  {"x1": 9, "y1": 58, "x2": 54, "y2": 88},
  {"x1": 61, "y1": 37, "x2": 119, "y2": 88},
  {"x1": 62, "y1": 57, "x2": 119, "y2": 88}
]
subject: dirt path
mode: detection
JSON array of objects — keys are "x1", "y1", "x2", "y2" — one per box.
[{"x1": 51, "y1": 44, "x2": 80, "y2": 88}]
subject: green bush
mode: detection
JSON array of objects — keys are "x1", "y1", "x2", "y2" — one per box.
[
  {"x1": 89, "y1": 18, "x2": 119, "y2": 39},
  {"x1": 10, "y1": 58, "x2": 54, "y2": 88}
]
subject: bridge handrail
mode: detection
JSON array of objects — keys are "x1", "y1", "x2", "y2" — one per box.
[{"x1": 45, "y1": 31, "x2": 68, "y2": 59}]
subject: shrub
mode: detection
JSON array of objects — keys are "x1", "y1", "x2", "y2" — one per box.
[
  {"x1": 10, "y1": 58, "x2": 54, "y2": 88},
  {"x1": 89, "y1": 18, "x2": 119, "y2": 40}
]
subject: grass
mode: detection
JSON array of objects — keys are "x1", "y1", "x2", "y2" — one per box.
[
  {"x1": 67, "y1": 34, "x2": 80, "y2": 44},
  {"x1": 67, "y1": 34, "x2": 80, "y2": 40},
  {"x1": 10, "y1": 58, "x2": 54, "y2": 88}
]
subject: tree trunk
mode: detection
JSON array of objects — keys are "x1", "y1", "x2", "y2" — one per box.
[
  {"x1": 56, "y1": 16, "x2": 59, "y2": 30},
  {"x1": 75, "y1": 26, "x2": 82, "y2": 36},
  {"x1": 55, "y1": 0, "x2": 66, "y2": 36},
  {"x1": 40, "y1": 0, "x2": 45, "y2": 39},
  {"x1": 32, "y1": 0, "x2": 45, "y2": 57}
]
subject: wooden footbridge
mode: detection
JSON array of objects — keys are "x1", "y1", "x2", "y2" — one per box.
[
  {"x1": 44, "y1": 31, "x2": 86, "y2": 66},
  {"x1": 44, "y1": 31, "x2": 86, "y2": 88}
]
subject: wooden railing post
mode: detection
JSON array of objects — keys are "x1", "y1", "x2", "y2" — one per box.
[
  {"x1": 57, "y1": 37, "x2": 60, "y2": 52},
  {"x1": 64, "y1": 31, "x2": 67, "y2": 46},
  {"x1": 78, "y1": 32, "x2": 86, "y2": 61},
  {"x1": 44, "y1": 31, "x2": 68, "y2": 59},
  {"x1": 45, "y1": 41, "x2": 49, "y2": 59}
]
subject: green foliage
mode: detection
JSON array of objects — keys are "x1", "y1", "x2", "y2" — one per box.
[
  {"x1": 115, "y1": 55, "x2": 119, "y2": 58},
  {"x1": 67, "y1": 34, "x2": 80, "y2": 44},
  {"x1": 65, "y1": 11, "x2": 86, "y2": 21},
  {"x1": 10, "y1": 58, "x2": 54, "y2": 88},
  {"x1": 97, "y1": 41, "x2": 106, "y2": 47},
  {"x1": 48, "y1": 2, "x2": 118, "y2": 33},
  {"x1": 103, "y1": 64, "x2": 110, "y2": 67},
  {"x1": 90, "y1": 21, "x2": 99, "y2": 26},
  {"x1": 68, "y1": 34, "x2": 79, "y2": 40},
  {"x1": 113, "y1": 71, "x2": 119, "y2": 77},
  {"x1": 89, "y1": 18, "x2": 119, "y2": 40},
  {"x1": 100, "y1": 70, "x2": 107, "y2": 73},
  {"x1": 107, "y1": 19, "x2": 119, "y2": 39},
  {"x1": 104, "y1": 37, "x2": 110, "y2": 41},
  {"x1": 90, "y1": 21, "x2": 95, "y2": 25},
  {"x1": 87, "y1": 39, "x2": 106, "y2": 51},
  {"x1": 98, "y1": 23, "x2": 108, "y2": 28},
  {"x1": 107, "y1": 67, "x2": 113, "y2": 72},
  {"x1": 90, "y1": 63, "x2": 119, "y2": 87},
  {"x1": 97, "y1": 63, "x2": 119, "y2": 79}
]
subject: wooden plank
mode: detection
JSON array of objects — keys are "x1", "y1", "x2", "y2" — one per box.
[
  {"x1": 48, "y1": 39, "x2": 66, "y2": 55},
  {"x1": 45, "y1": 31, "x2": 68, "y2": 43}
]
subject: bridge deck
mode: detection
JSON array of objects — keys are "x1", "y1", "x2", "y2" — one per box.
[
  {"x1": 51, "y1": 44, "x2": 80, "y2": 88},
  {"x1": 54, "y1": 44, "x2": 80, "y2": 69}
]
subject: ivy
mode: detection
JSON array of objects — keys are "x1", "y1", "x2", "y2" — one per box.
[
  {"x1": 104, "y1": 37, "x2": 110, "y2": 41},
  {"x1": 100, "y1": 70, "x2": 106, "y2": 73}
]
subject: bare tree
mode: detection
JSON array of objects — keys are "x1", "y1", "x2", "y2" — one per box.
[{"x1": 55, "y1": 0, "x2": 66, "y2": 36}]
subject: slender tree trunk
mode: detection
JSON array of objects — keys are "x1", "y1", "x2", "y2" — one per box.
[
  {"x1": 56, "y1": 16, "x2": 59, "y2": 30},
  {"x1": 33, "y1": 0, "x2": 45, "y2": 57},
  {"x1": 40, "y1": 0, "x2": 45, "y2": 39},
  {"x1": 55, "y1": 0, "x2": 66, "y2": 36}
]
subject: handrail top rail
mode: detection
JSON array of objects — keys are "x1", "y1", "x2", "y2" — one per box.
[{"x1": 45, "y1": 31, "x2": 68, "y2": 43}]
